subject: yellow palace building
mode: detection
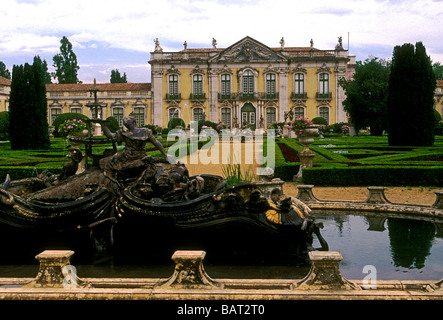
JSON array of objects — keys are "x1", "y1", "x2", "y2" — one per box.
[
  {"x1": 149, "y1": 36, "x2": 356, "y2": 129},
  {"x1": 1, "y1": 36, "x2": 442, "y2": 130}
]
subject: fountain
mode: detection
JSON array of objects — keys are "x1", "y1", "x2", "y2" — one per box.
[{"x1": 0, "y1": 114, "x2": 328, "y2": 265}]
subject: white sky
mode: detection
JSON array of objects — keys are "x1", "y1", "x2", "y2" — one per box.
[{"x1": 1, "y1": 0, "x2": 442, "y2": 83}]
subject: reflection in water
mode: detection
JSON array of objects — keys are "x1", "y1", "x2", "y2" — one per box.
[
  {"x1": 387, "y1": 218, "x2": 435, "y2": 269},
  {"x1": 312, "y1": 213, "x2": 443, "y2": 280}
]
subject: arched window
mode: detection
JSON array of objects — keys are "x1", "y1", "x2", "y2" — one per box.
[{"x1": 319, "y1": 106, "x2": 329, "y2": 124}]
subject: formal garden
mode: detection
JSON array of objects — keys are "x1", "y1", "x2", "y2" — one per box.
[{"x1": 1, "y1": 130, "x2": 442, "y2": 188}]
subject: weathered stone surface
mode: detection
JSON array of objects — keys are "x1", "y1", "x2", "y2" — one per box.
[
  {"x1": 159, "y1": 250, "x2": 222, "y2": 290},
  {"x1": 24, "y1": 250, "x2": 75, "y2": 288},
  {"x1": 295, "y1": 251, "x2": 359, "y2": 290},
  {"x1": 433, "y1": 191, "x2": 443, "y2": 209},
  {"x1": 366, "y1": 187, "x2": 390, "y2": 204}
]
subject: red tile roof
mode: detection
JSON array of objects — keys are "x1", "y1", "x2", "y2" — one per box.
[
  {"x1": 45, "y1": 82, "x2": 151, "y2": 92},
  {"x1": 0, "y1": 76, "x2": 11, "y2": 86}
]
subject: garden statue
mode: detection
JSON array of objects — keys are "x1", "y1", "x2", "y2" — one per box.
[{"x1": 0, "y1": 115, "x2": 328, "y2": 264}]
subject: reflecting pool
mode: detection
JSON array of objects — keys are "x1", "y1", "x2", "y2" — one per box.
[{"x1": 311, "y1": 213, "x2": 443, "y2": 280}]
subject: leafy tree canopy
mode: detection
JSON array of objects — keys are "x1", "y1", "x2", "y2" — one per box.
[
  {"x1": 339, "y1": 57, "x2": 390, "y2": 135},
  {"x1": 52, "y1": 36, "x2": 81, "y2": 84},
  {"x1": 110, "y1": 69, "x2": 127, "y2": 83},
  {"x1": 0, "y1": 61, "x2": 11, "y2": 79}
]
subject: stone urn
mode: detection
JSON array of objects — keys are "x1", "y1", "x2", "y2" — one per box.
[
  {"x1": 298, "y1": 126, "x2": 319, "y2": 152},
  {"x1": 294, "y1": 126, "x2": 318, "y2": 182}
]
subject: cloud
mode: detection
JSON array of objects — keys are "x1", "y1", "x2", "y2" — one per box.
[{"x1": 1, "y1": 0, "x2": 442, "y2": 83}]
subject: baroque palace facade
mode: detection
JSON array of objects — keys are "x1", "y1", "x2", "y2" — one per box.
[
  {"x1": 1, "y1": 36, "x2": 443, "y2": 129},
  {"x1": 150, "y1": 36, "x2": 356, "y2": 129}
]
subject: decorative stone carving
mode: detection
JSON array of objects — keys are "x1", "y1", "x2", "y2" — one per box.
[
  {"x1": 295, "y1": 251, "x2": 359, "y2": 290},
  {"x1": 366, "y1": 186, "x2": 391, "y2": 204},
  {"x1": 24, "y1": 250, "x2": 88, "y2": 288},
  {"x1": 160, "y1": 250, "x2": 222, "y2": 290}
]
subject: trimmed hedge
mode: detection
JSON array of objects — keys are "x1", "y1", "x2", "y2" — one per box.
[{"x1": 302, "y1": 166, "x2": 443, "y2": 187}]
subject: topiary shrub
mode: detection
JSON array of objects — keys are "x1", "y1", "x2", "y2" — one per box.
[
  {"x1": 52, "y1": 113, "x2": 89, "y2": 137},
  {"x1": 105, "y1": 116, "x2": 120, "y2": 133},
  {"x1": 312, "y1": 117, "x2": 328, "y2": 125},
  {"x1": 167, "y1": 117, "x2": 186, "y2": 129}
]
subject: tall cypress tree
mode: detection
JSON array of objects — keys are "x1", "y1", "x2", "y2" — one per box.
[
  {"x1": 9, "y1": 64, "x2": 27, "y2": 150},
  {"x1": 9, "y1": 58, "x2": 50, "y2": 150},
  {"x1": 52, "y1": 36, "x2": 81, "y2": 84},
  {"x1": 387, "y1": 42, "x2": 436, "y2": 146}
]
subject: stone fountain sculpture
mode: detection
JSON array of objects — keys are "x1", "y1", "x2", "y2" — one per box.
[{"x1": 0, "y1": 114, "x2": 327, "y2": 263}]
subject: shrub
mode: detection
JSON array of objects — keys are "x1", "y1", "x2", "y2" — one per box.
[
  {"x1": 0, "y1": 111, "x2": 9, "y2": 141},
  {"x1": 167, "y1": 117, "x2": 185, "y2": 129},
  {"x1": 302, "y1": 166, "x2": 443, "y2": 186},
  {"x1": 105, "y1": 116, "x2": 120, "y2": 133},
  {"x1": 312, "y1": 117, "x2": 328, "y2": 125},
  {"x1": 58, "y1": 118, "x2": 87, "y2": 137},
  {"x1": 52, "y1": 113, "x2": 89, "y2": 137}
]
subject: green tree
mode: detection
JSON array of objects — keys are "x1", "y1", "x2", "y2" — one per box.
[
  {"x1": 52, "y1": 36, "x2": 81, "y2": 84},
  {"x1": 34, "y1": 55, "x2": 52, "y2": 84},
  {"x1": 9, "y1": 57, "x2": 50, "y2": 150},
  {"x1": 339, "y1": 57, "x2": 390, "y2": 135},
  {"x1": 110, "y1": 69, "x2": 127, "y2": 83},
  {"x1": 0, "y1": 61, "x2": 11, "y2": 79},
  {"x1": 387, "y1": 42, "x2": 436, "y2": 146},
  {"x1": 433, "y1": 62, "x2": 443, "y2": 80}
]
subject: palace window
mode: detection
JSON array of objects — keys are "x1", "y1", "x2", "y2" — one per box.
[
  {"x1": 169, "y1": 108, "x2": 179, "y2": 121},
  {"x1": 266, "y1": 107, "x2": 276, "y2": 127},
  {"x1": 50, "y1": 108, "x2": 62, "y2": 125},
  {"x1": 70, "y1": 107, "x2": 82, "y2": 114},
  {"x1": 221, "y1": 74, "x2": 231, "y2": 98},
  {"x1": 193, "y1": 107, "x2": 203, "y2": 122},
  {"x1": 193, "y1": 74, "x2": 203, "y2": 96},
  {"x1": 113, "y1": 107, "x2": 124, "y2": 128},
  {"x1": 169, "y1": 75, "x2": 179, "y2": 95},
  {"x1": 242, "y1": 70, "x2": 254, "y2": 95},
  {"x1": 294, "y1": 107, "x2": 305, "y2": 119},
  {"x1": 266, "y1": 73, "x2": 276, "y2": 98},
  {"x1": 294, "y1": 73, "x2": 305, "y2": 95},
  {"x1": 319, "y1": 106, "x2": 330, "y2": 124},
  {"x1": 221, "y1": 108, "x2": 231, "y2": 127},
  {"x1": 319, "y1": 73, "x2": 329, "y2": 94},
  {"x1": 134, "y1": 107, "x2": 145, "y2": 127}
]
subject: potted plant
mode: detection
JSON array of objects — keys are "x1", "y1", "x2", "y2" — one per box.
[
  {"x1": 289, "y1": 117, "x2": 318, "y2": 150},
  {"x1": 59, "y1": 119, "x2": 88, "y2": 137}
]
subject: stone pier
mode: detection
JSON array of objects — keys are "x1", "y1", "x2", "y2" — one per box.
[
  {"x1": 295, "y1": 251, "x2": 359, "y2": 290},
  {"x1": 24, "y1": 250, "x2": 76, "y2": 288}
]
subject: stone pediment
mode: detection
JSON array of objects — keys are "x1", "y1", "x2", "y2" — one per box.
[{"x1": 210, "y1": 36, "x2": 287, "y2": 63}]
